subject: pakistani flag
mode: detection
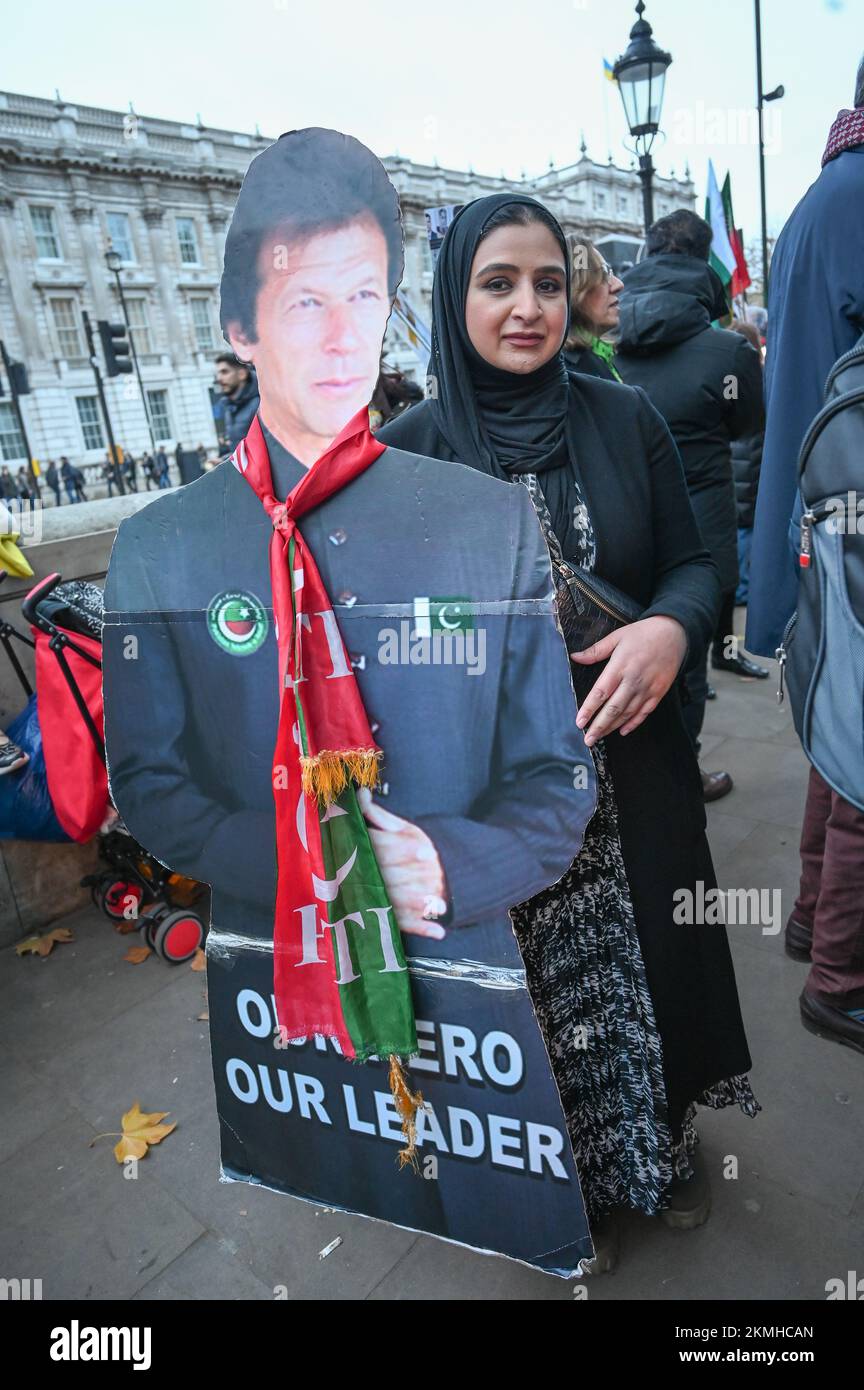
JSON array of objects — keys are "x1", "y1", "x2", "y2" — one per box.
[{"x1": 705, "y1": 159, "x2": 737, "y2": 301}]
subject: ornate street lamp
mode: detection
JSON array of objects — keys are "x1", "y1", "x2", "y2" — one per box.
[{"x1": 613, "y1": 1, "x2": 672, "y2": 234}]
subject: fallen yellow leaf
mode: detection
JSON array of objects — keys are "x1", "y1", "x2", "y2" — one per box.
[
  {"x1": 114, "y1": 1101, "x2": 175, "y2": 1164},
  {"x1": 89, "y1": 1100, "x2": 177, "y2": 1163},
  {"x1": 124, "y1": 945, "x2": 151, "y2": 964},
  {"x1": 190, "y1": 948, "x2": 206, "y2": 972},
  {"x1": 16, "y1": 928, "x2": 73, "y2": 958}
]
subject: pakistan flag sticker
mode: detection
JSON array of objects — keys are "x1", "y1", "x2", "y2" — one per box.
[{"x1": 207, "y1": 590, "x2": 268, "y2": 656}]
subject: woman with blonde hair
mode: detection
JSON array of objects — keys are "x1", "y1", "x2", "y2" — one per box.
[{"x1": 564, "y1": 235, "x2": 624, "y2": 382}]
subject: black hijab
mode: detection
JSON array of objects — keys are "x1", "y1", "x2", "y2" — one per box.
[{"x1": 428, "y1": 194, "x2": 572, "y2": 478}]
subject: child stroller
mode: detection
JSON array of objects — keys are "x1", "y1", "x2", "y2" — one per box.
[{"x1": 0, "y1": 569, "x2": 207, "y2": 962}]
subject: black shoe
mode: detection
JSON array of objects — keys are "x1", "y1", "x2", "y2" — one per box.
[
  {"x1": 711, "y1": 651, "x2": 770, "y2": 679},
  {"x1": 705, "y1": 685, "x2": 717, "y2": 700},
  {"x1": 799, "y1": 989, "x2": 864, "y2": 1055},
  {"x1": 660, "y1": 1151, "x2": 712, "y2": 1230},
  {"x1": 701, "y1": 769, "x2": 733, "y2": 802},
  {"x1": 785, "y1": 916, "x2": 813, "y2": 962}
]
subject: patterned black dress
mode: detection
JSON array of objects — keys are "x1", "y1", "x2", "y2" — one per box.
[{"x1": 510, "y1": 472, "x2": 759, "y2": 1222}]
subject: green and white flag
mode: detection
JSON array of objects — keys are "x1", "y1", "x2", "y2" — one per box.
[{"x1": 705, "y1": 159, "x2": 737, "y2": 292}]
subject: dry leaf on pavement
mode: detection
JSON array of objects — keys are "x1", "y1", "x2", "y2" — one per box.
[
  {"x1": 16, "y1": 928, "x2": 74, "y2": 958},
  {"x1": 124, "y1": 945, "x2": 151, "y2": 964},
  {"x1": 89, "y1": 1100, "x2": 177, "y2": 1163}
]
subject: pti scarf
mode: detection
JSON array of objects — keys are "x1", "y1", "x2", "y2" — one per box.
[
  {"x1": 232, "y1": 411, "x2": 421, "y2": 1159},
  {"x1": 428, "y1": 193, "x2": 572, "y2": 478},
  {"x1": 822, "y1": 107, "x2": 864, "y2": 166}
]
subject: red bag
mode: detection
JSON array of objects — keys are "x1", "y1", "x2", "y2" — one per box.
[{"x1": 34, "y1": 627, "x2": 109, "y2": 842}]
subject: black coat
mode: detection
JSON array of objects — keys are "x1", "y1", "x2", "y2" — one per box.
[
  {"x1": 615, "y1": 254, "x2": 764, "y2": 592},
  {"x1": 732, "y1": 430, "x2": 764, "y2": 529},
  {"x1": 380, "y1": 376, "x2": 752, "y2": 1132}
]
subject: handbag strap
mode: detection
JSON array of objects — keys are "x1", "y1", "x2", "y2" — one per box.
[{"x1": 517, "y1": 472, "x2": 566, "y2": 568}]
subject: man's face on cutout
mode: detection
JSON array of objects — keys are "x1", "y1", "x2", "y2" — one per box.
[{"x1": 231, "y1": 216, "x2": 390, "y2": 446}]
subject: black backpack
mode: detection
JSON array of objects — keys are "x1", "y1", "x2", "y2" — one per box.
[{"x1": 778, "y1": 330, "x2": 864, "y2": 810}]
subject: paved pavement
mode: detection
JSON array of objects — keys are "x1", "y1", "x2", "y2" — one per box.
[{"x1": 1, "y1": 638, "x2": 862, "y2": 1301}]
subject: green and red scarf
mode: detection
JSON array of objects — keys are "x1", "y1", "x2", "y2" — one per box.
[{"x1": 232, "y1": 412, "x2": 419, "y2": 1096}]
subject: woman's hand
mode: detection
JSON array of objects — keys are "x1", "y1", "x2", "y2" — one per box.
[
  {"x1": 358, "y1": 788, "x2": 448, "y2": 940},
  {"x1": 570, "y1": 615, "x2": 688, "y2": 746}
]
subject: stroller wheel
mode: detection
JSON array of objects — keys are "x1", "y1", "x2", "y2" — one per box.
[
  {"x1": 98, "y1": 874, "x2": 145, "y2": 922},
  {"x1": 152, "y1": 910, "x2": 204, "y2": 964}
]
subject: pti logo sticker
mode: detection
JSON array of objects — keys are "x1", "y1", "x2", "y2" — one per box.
[{"x1": 207, "y1": 590, "x2": 269, "y2": 656}]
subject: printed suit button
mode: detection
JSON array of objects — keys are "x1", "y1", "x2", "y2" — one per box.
[
  {"x1": 379, "y1": 781, "x2": 390, "y2": 797},
  {"x1": 328, "y1": 528, "x2": 347, "y2": 546},
  {"x1": 350, "y1": 653, "x2": 366, "y2": 670},
  {"x1": 336, "y1": 591, "x2": 357, "y2": 607},
  {"x1": 369, "y1": 719, "x2": 381, "y2": 735}
]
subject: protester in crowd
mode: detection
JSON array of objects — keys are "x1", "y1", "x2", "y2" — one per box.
[
  {"x1": 616, "y1": 209, "x2": 765, "y2": 799},
  {"x1": 380, "y1": 194, "x2": 758, "y2": 1268},
  {"x1": 0, "y1": 465, "x2": 18, "y2": 507},
  {"x1": 155, "y1": 447, "x2": 170, "y2": 488},
  {"x1": 747, "y1": 56, "x2": 864, "y2": 1055},
  {"x1": 102, "y1": 454, "x2": 119, "y2": 498},
  {"x1": 140, "y1": 452, "x2": 156, "y2": 490},
  {"x1": 60, "y1": 457, "x2": 78, "y2": 504},
  {"x1": 124, "y1": 451, "x2": 137, "y2": 491},
  {"x1": 214, "y1": 351, "x2": 259, "y2": 451},
  {"x1": 747, "y1": 58, "x2": 864, "y2": 658},
  {"x1": 72, "y1": 462, "x2": 87, "y2": 502},
  {"x1": 729, "y1": 320, "x2": 765, "y2": 607},
  {"x1": 196, "y1": 442, "x2": 207, "y2": 466},
  {"x1": 44, "y1": 459, "x2": 62, "y2": 507},
  {"x1": 563, "y1": 235, "x2": 624, "y2": 381}
]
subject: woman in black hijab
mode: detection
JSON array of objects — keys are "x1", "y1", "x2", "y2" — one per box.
[{"x1": 380, "y1": 195, "x2": 758, "y2": 1264}]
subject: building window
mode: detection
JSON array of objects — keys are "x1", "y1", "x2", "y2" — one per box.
[
  {"x1": 176, "y1": 217, "x2": 200, "y2": 265},
  {"x1": 594, "y1": 190, "x2": 607, "y2": 210},
  {"x1": 190, "y1": 297, "x2": 216, "y2": 351},
  {"x1": 124, "y1": 297, "x2": 154, "y2": 357},
  {"x1": 49, "y1": 297, "x2": 86, "y2": 364},
  {"x1": 146, "y1": 388, "x2": 173, "y2": 441},
  {"x1": 30, "y1": 205, "x2": 61, "y2": 260},
  {"x1": 617, "y1": 194, "x2": 629, "y2": 214},
  {"x1": 106, "y1": 211, "x2": 135, "y2": 263},
  {"x1": 0, "y1": 403, "x2": 27, "y2": 462},
  {"x1": 76, "y1": 396, "x2": 105, "y2": 451}
]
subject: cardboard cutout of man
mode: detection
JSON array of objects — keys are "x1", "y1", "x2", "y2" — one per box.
[{"x1": 103, "y1": 128, "x2": 598, "y2": 1275}]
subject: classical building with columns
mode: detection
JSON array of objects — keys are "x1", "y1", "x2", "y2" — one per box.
[{"x1": 0, "y1": 90, "x2": 695, "y2": 469}]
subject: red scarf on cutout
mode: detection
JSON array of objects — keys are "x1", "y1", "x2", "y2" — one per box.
[{"x1": 232, "y1": 409, "x2": 386, "y2": 1053}]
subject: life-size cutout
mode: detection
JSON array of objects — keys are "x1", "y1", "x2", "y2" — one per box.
[{"x1": 102, "y1": 129, "x2": 599, "y2": 1276}]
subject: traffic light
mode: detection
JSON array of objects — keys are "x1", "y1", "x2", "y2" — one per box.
[
  {"x1": 97, "y1": 320, "x2": 133, "y2": 377},
  {"x1": 8, "y1": 361, "x2": 30, "y2": 395}
]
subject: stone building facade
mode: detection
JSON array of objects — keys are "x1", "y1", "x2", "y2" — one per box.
[{"x1": 0, "y1": 91, "x2": 694, "y2": 469}]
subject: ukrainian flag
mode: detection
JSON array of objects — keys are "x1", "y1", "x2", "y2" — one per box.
[{"x1": 603, "y1": 58, "x2": 616, "y2": 82}]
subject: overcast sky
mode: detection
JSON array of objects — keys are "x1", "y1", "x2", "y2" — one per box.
[{"x1": 2, "y1": 0, "x2": 861, "y2": 240}]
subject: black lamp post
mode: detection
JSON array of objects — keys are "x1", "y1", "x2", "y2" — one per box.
[
  {"x1": 613, "y1": 1, "x2": 673, "y2": 235},
  {"x1": 105, "y1": 244, "x2": 157, "y2": 453},
  {"x1": 754, "y1": 0, "x2": 784, "y2": 302}
]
